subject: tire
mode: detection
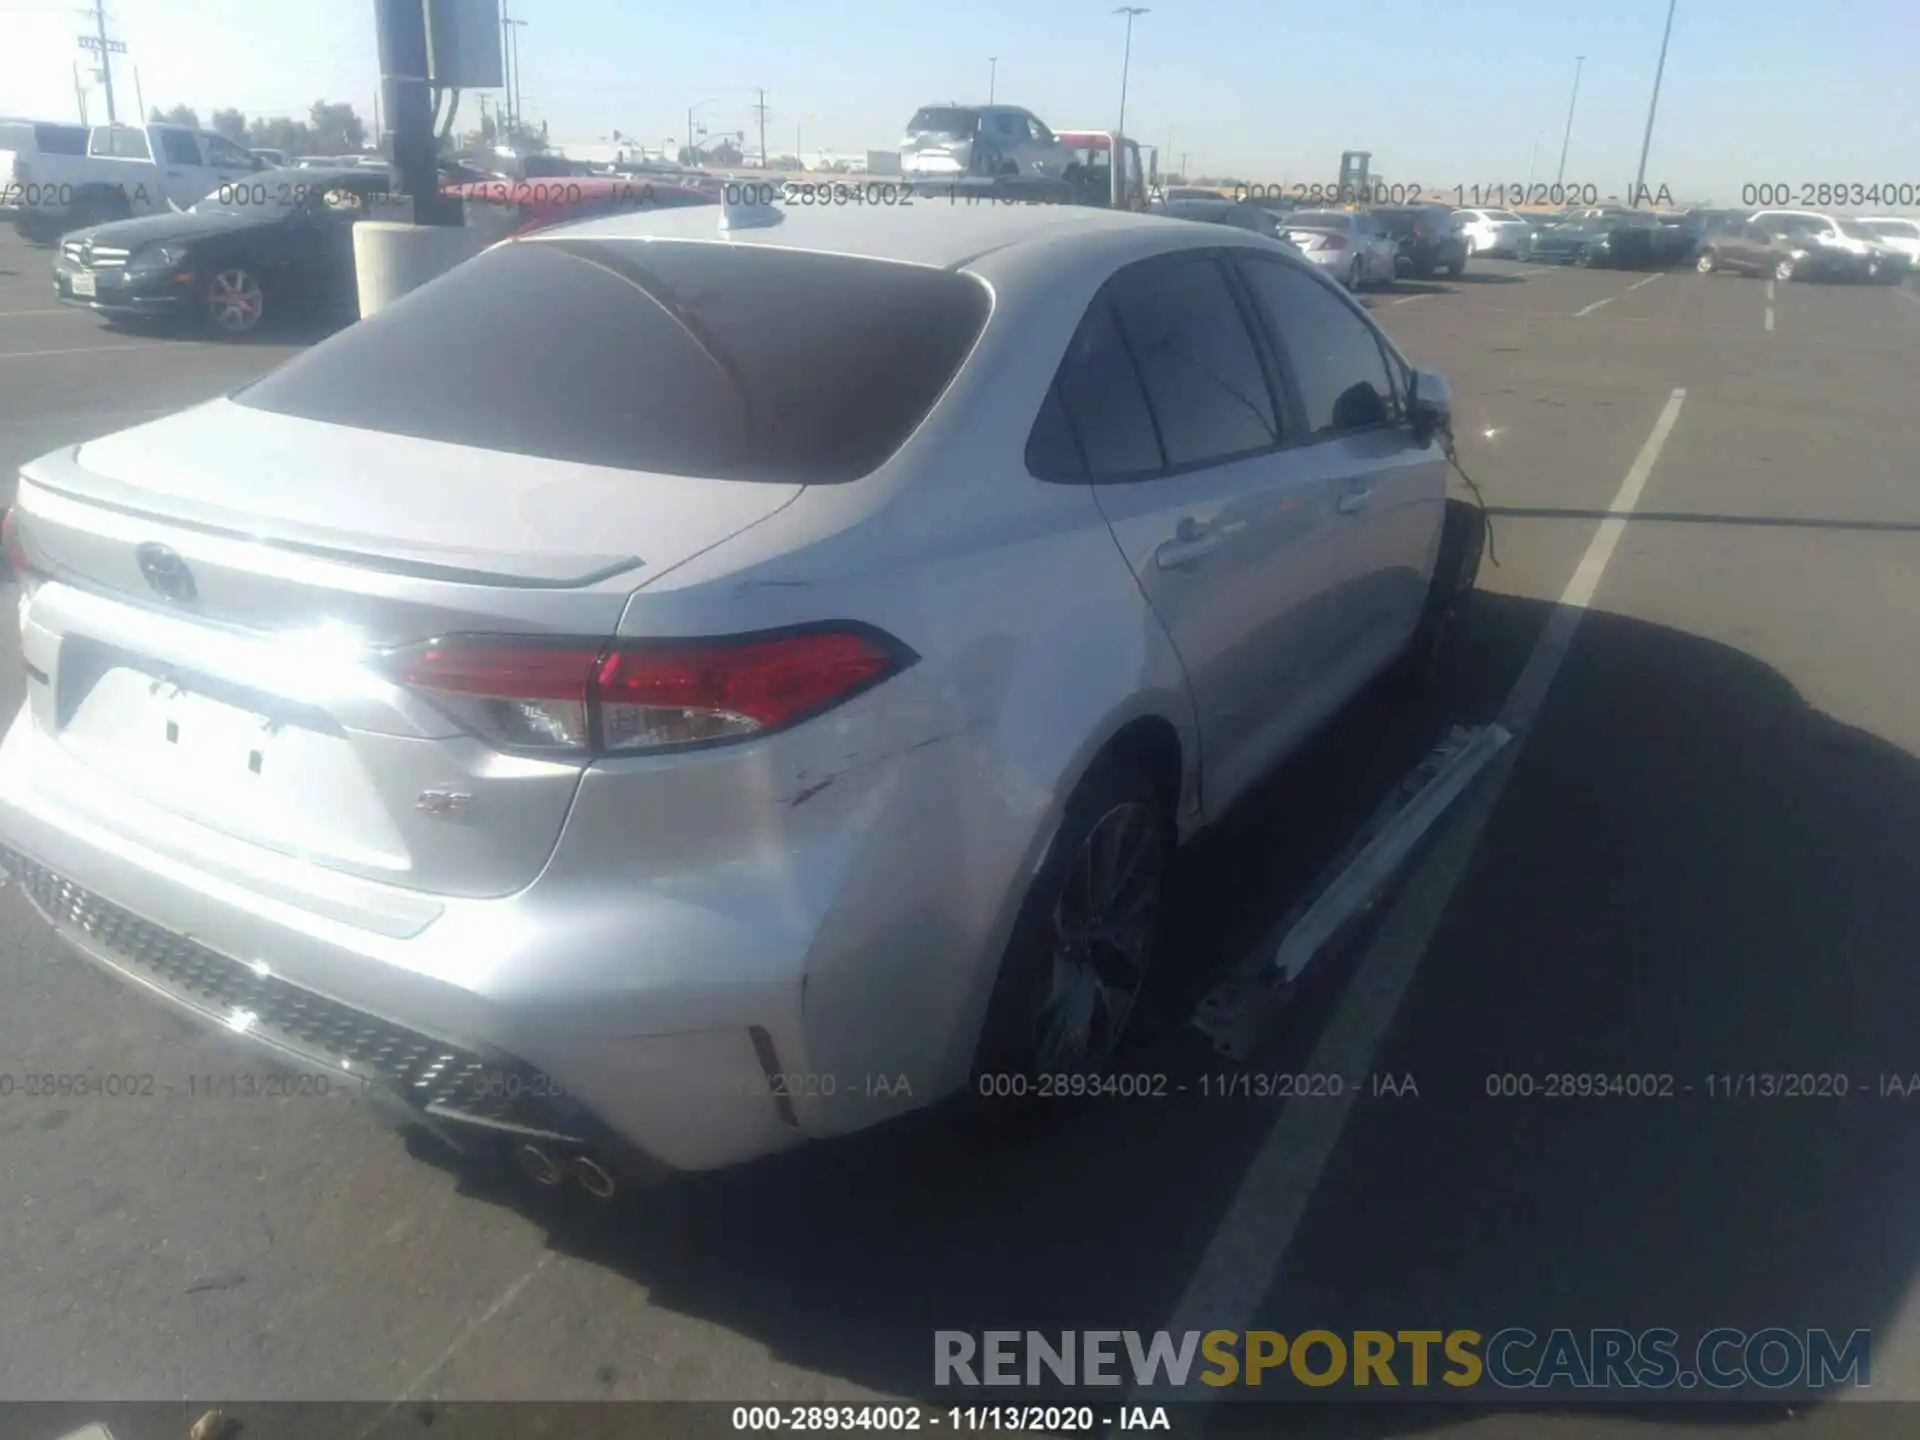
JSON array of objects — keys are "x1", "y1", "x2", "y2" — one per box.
[
  {"x1": 1573, "y1": 246, "x2": 1595, "y2": 268},
  {"x1": 1696, "y1": 250, "x2": 1717, "y2": 274},
  {"x1": 1389, "y1": 498, "x2": 1485, "y2": 698},
  {"x1": 1446, "y1": 256, "x2": 1465, "y2": 278},
  {"x1": 1347, "y1": 259, "x2": 1363, "y2": 291},
  {"x1": 203, "y1": 266, "x2": 266, "y2": 335},
  {"x1": 971, "y1": 755, "x2": 1173, "y2": 1098},
  {"x1": 1774, "y1": 256, "x2": 1796, "y2": 282}
]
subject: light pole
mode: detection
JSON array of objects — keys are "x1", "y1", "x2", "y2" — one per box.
[
  {"x1": 502, "y1": 13, "x2": 528, "y2": 137},
  {"x1": 1633, "y1": 0, "x2": 1679, "y2": 206},
  {"x1": 1555, "y1": 55, "x2": 1584, "y2": 187},
  {"x1": 1113, "y1": 7, "x2": 1148, "y2": 142},
  {"x1": 1525, "y1": 129, "x2": 1542, "y2": 191},
  {"x1": 988, "y1": 57, "x2": 997, "y2": 103}
]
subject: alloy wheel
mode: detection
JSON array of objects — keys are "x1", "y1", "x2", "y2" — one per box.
[
  {"x1": 1774, "y1": 257, "x2": 1795, "y2": 282},
  {"x1": 207, "y1": 269, "x2": 265, "y2": 333},
  {"x1": 1029, "y1": 800, "x2": 1167, "y2": 1075},
  {"x1": 1696, "y1": 251, "x2": 1716, "y2": 274}
]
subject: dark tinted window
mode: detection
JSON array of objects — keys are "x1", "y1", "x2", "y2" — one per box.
[
  {"x1": 1050, "y1": 297, "x2": 1163, "y2": 479},
  {"x1": 1235, "y1": 256, "x2": 1395, "y2": 438},
  {"x1": 237, "y1": 239, "x2": 990, "y2": 484},
  {"x1": 1290, "y1": 211, "x2": 1349, "y2": 229},
  {"x1": 34, "y1": 123, "x2": 88, "y2": 155},
  {"x1": 1161, "y1": 199, "x2": 1232, "y2": 223},
  {"x1": 1108, "y1": 255, "x2": 1279, "y2": 468},
  {"x1": 159, "y1": 129, "x2": 202, "y2": 166},
  {"x1": 1025, "y1": 380, "x2": 1085, "y2": 480}
]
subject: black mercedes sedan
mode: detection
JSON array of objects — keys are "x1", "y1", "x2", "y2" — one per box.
[{"x1": 52, "y1": 166, "x2": 395, "y2": 337}]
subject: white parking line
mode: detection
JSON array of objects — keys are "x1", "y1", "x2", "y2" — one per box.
[
  {"x1": 1896, "y1": 288, "x2": 1920, "y2": 311},
  {"x1": 1391, "y1": 293, "x2": 1434, "y2": 306},
  {"x1": 1766, "y1": 280, "x2": 1776, "y2": 301},
  {"x1": 1626, "y1": 273, "x2": 1664, "y2": 291},
  {"x1": 1143, "y1": 388, "x2": 1689, "y2": 1408},
  {"x1": 1573, "y1": 296, "x2": 1614, "y2": 317},
  {"x1": 0, "y1": 309, "x2": 78, "y2": 318},
  {"x1": 1766, "y1": 306, "x2": 1776, "y2": 331}
]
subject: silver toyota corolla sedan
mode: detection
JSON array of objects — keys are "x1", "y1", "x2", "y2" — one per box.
[{"x1": 0, "y1": 200, "x2": 1465, "y2": 1191}]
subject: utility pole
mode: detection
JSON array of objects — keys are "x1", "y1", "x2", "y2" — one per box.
[
  {"x1": 72, "y1": 61, "x2": 88, "y2": 125},
  {"x1": 507, "y1": 18, "x2": 526, "y2": 138},
  {"x1": 131, "y1": 64, "x2": 144, "y2": 121},
  {"x1": 988, "y1": 57, "x2": 996, "y2": 103},
  {"x1": 374, "y1": 0, "x2": 453, "y2": 222},
  {"x1": 753, "y1": 88, "x2": 769, "y2": 167},
  {"x1": 1113, "y1": 7, "x2": 1148, "y2": 143},
  {"x1": 1633, "y1": 0, "x2": 1679, "y2": 207},
  {"x1": 1555, "y1": 55, "x2": 1584, "y2": 187},
  {"x1": 88, "y1": 0, "x2": 118, "y2": 123}
]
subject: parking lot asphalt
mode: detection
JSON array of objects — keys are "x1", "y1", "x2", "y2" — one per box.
[{"x1": 1, "y1": 232, "x2": 1918, "y2": 1436}]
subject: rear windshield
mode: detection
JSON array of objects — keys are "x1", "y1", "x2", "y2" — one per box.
[
  {"x1": 907, "y1": 108, "x2": 977, "y2": 135},
  {"x1": 234, "y1": 238, "x2": 992, "y2": 484},
  {"x1": 1863, "y1": 219, "x2": 1920, "y2": 239},
  {"x1": 1288, "y1": 211, "x2": 1348, "y2": 229},
  {"x1": 1372, "y1": 208, "x2": 1441, "y2": 236}
]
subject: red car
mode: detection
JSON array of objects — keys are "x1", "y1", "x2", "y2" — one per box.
[{"x1": 442, "y1": 174, "x2": 718, "y2": 242}]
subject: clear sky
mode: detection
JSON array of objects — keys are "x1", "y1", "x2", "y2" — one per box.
[{"x1": 3, "y1": 0, "x2": 1916, "y2": 204}]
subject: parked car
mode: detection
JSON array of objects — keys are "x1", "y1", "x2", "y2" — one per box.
[
  {"x1": 1453, "y1": 208, "x2": 1532, "y2": 258},
  {"x1": 0, "y1": 118, "x2": 90, "y2": 242},
  {"x1": 0, "y1": 201, "x2": 1474, "y2": 1187},
  {"x1": 1151, "y1": 195, "x2": 1300, "y2": 249},
  {"x1": 1276, "y1": 208, "x2": 1398, "y2": 289},
  {"x1": 1526, "y1": 211, "x2": 1663, "y2": 268},
  {"x1": 2, "y1": 120, "x2": 266, "y2": 241},
  {"x1": 1856, "y1": 216, "x2": 1920, "y2": 265},
  {"x1": 447, "y1": 173, "x2": 717, "y2": 244},
  {"x1": 899, "y1": 104, "x2": 1071, "y2": 180},
  {"x1": 1748, "y1": 209, "x2": 1909, "y2": 283},
  {"x1": 1693, "y1": 215, "x2": 1859, "y2": 282},
  {"x1": 51, "y1": 166, "x2": 398, "y2": 335},
  {"x1": 1370, "y1": 204, "x2": 1468, "y2": 278}
]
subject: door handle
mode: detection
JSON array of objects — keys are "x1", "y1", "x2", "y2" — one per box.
[
  {"x1": 1155, "y1": 530, "x2": 1221, "y2": 568},
  {"x1": 1336, "y1": 489, "x2": 1373, "y2": 514}
]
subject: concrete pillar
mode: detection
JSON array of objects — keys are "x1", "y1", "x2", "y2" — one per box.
[{"x1": 353, "y1": 221, "x2": 486, "y2": 319}]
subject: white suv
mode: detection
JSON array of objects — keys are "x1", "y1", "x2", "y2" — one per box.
[{"x1": 1857, "y1": 216, "x2": 1920, "y2": 264}]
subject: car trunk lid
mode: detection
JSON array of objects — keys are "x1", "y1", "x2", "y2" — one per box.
[{"x1": 9, "y1": 402, "x2": 803, "y2": 897}]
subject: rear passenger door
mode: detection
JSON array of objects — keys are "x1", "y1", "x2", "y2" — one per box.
[
  {"x1": 1031, "y1": 249, "x2": 1345, "y2": 816},
  {"x1": 1232, "y1": 251, "x2": 1447, "y2": 689}
]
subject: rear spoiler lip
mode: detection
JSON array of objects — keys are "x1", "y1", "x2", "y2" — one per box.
[{"x1": 18, "y1": 449, "x2": 647, "y2": 590}]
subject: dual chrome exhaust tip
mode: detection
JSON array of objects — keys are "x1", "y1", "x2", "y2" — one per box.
[{"x1": 513, "y1": 1142, "x2": 618, "y2": 1200}]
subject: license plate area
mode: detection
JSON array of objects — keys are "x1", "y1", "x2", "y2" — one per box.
[{"x1": 71, "y1": 271, "x2": 97, "y2": 298}]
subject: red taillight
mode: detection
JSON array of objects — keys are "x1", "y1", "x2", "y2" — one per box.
[
  {"x1": 386, "y1": 626, "x2": 914, "y2": 757},
  {"x1": 2, "y1": 506, "x2": 28, "y2": 581}
]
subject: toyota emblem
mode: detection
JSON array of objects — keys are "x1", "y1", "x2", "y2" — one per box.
[{"x1": 134, "y1": 543, "x2": 197, "y2": 604}]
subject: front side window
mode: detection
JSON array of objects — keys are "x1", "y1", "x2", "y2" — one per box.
[
  {"x1": 204, "y1": 135, "x2": 258, "y2": 169},
  {"x1": 1235, "y1": 256, "x2": 1395, "y2": 438}
]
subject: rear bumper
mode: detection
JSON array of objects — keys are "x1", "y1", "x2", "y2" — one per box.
[{"x1": 0, "y1": 664, "x2": 1037, "y2": 1173}]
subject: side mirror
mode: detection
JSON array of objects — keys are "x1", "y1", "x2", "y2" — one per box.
[{"x1": 1407, "y1": 367, "x2": 1452, "y2": 444}]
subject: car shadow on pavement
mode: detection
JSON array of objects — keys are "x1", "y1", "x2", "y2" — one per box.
[{"x1": 410, "y1": 587, "x2": 1920, "y2": 1422}]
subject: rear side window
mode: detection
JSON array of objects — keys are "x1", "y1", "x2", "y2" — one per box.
[
  {"x1": 235, "y1": 239, "x2": 991, "y2": 484},
  {"x1": 1042, "y1": 297, "x2": 1163, "y2": 479},
  {"x1": 1107, "y1": 255, "x2": 1279, "y2": 467},
  {"x1": 34, "y1": 123, "x2": 88, "y2": 155}
]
